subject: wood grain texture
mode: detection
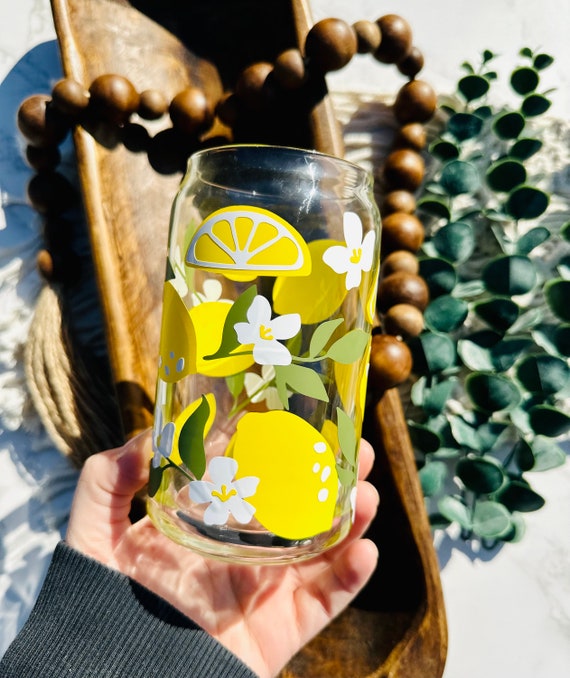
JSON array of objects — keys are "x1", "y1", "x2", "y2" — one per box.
[{"x1": 50, "y1": 1, "x2": 447, "y2": 675}]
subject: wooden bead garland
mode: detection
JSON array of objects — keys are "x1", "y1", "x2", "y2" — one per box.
[{"x1": 16, "y1": 13, "x2": 436, "y2": 392}]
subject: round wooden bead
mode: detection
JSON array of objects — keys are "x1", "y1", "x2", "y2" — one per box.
[
  {"x1": 51, "y1": 78, "x2": 90, "y2": 118},
  {"x1": 393, "y1": 79, "x2": 437, "y2": 124},
  {"x1": 383, "y1": 148, "x2": 425, "y2": 191},
  {"x1": 27, "y1": 171, "x2": 78, "y2": 214},
  {"x1": 138, "y1": 89, "x2": 169, "y2": 120},
  {"x1": 89, "y1": 74, "x2": 140, "y2": 124},
  {"x1": 393, "y1": 122, "x2": 427, "y2": 151},
  {"x1": 305, "y1": 18, "x2": 357, "y2": 72},
  {"x1": 17, "y1": 95, "x2": 69, "y2": 148},
  {"x1": 374, "y1": 14, "x2": 413, "y2": 64},
  {"x1": 273, "y1": 49, "x2": 306, "y2": 89},
  {"x1": 236, "y1": 62, "x2": 273, "y2": 110},
  {"x1": 215, "y1": 92, "x2": 240, "y2": 127},
  {"x1": 25, "y1": 144, "x2": 61, "y2": 171},
  {"x1": 397, "y1": 46, "x2": 425, "y2": 78},
  {"x1": 352, "y1": 20, "x2": 381, "y2": 54},
  {"x1": 383, "y1": 303, "x2": 424, "y2": 339},
  {"x1": 368, "y1": 333, "x2": 413, "y2": 391},
  {"x1": 383, "y1": 148, "x2": 425, "y2": 192},
  {"x1": 381, "y1": 212, "x2": 425, "y2": 253},
  {"x1": 382, "y1": 189, "x2": 416, "y2": 215},
  {"x1": 381, "y1": 249, "x2": 420, "y2": 277},
  {"x1": 36, "y1": 249, "x2": 54, "y2": 281},
  {"x1": 377, "y1": 271, "x2": 429, "y2": 313},
  {"x1": 169, "y1": 87, "x2": 214, "y2": 135}
]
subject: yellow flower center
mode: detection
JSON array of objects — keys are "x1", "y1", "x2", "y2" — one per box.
[
  {"x1": 259, "y1": 324, "x2": 274, "y2": 341},
  {"x1": 211, "y1": 484, "x2": 238, "y2": 503},
  {"x1": 350, "y1": 247, "x2": 362, "y2": 264}
]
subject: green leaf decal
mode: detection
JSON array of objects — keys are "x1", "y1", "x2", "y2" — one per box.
[
  {"x1": 204, "y1": 285, "x2": 257, "y2": 360},
  {"x1": 274, "y1": 364, "x2": 328, "y2": 403},
  {"x1": 178, "y1": 395, "x2": 210, "y2": 479},
  {"x1": 326, "y1": 329, "x2": 369, "y2": 364},
  {"x1": 337, "y1": 407, "x2": 357, "y2": 466},
  {"x1": 309, "y1": 318, "x2": 344, "y2": 358},
  {"x1": 336, "y1": 465, "x2": 356, "y2": 487},
  {"x1": 226, "y1": 372, "x2": 245, "y2": 400},
  {"x1": 148, "y1": 462, "x2": 164, "y2": 498}
]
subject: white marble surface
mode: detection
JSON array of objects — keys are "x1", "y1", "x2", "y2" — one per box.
[{"x1": 1, "y1": 1, "x2": 569, "y2": 675}]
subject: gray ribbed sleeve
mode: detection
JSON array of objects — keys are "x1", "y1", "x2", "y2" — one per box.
[{"x1": 0, "y1": 542, "x2": 258, "y2": 678}]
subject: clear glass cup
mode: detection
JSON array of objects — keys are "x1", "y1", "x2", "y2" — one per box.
[{"x1": 147, "y1": 144, "x2": 381, "y2": 564}]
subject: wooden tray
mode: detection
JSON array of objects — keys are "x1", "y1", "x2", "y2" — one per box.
[{"x1": 50, "y1": 1, "x2": 447, "y2": 676}]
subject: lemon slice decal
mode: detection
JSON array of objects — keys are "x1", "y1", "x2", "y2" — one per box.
[
  {"x1": 229, "y1": 410, "x2": 339, "y2": 540},
  {"x1": 185, "y1": 205, "x2": 311, "y2": 280}
]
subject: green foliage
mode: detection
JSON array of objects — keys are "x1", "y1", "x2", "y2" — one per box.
[{"x1": 410, "y1": 48, "x2": 568, "y2": 546}]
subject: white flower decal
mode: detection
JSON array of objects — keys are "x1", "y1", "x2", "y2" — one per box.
[
  {"x1": 151, "y1": 408, "x2": 175, "y2": 468},
  {"x1": 322, "y1": 212, "x2": 376, "y2": 290},
  {"x1": 244, "y1": 364, "x2": 289, "y2": 410},
  {"x1": 190, "y1": 278, "x2": 225, "y2": 306},
  {"x1": 234, "y1": 295, "x2": 300, "y2": 366},
  {"x1": 189, "y1": 457, "x2": 259, "y2": 526}
]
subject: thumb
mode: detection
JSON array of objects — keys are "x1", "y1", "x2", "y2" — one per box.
[{"x1": 66, "y1": 430, "x2": 152, "y2": 559}]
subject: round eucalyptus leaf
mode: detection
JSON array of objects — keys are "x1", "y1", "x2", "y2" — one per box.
[
  {"x1": 458, "y1": 74, "x2": 490, "y2": 101},
  {"x1": 449, "y1": 415, "x2": 483, "y2": 451},
  {"x1": 516, "y1": 354, "x2": 570, "y2": 395},
  {"x1": 477, "y1": 421, "x2": 509, "y2": 452},
  {"x1": 545, "y1": 279, "x2": 570, "y2": 322},
  {"x1": 490, "y1": 337, "x2": 533, "y2": 371},
  {"x1": 502, "y1": 511, "x2": 526, "y2": 543},
  {"x1": 422, "y1": 378, "x2": 458, "y2": 416},
  {"x1": 474, "y1": 298, "x2": 519, "y2": 333},
  {"x1": 408, "y1": 422, "x2": 442, "y2": 454},
  {"x1": 474, "y1": 105, "x2": 493, "y2": 119},
  {"x1": 457, "y1": 456, "x2": 505, "y2": 494},
  {"x1": 440, "y1": 160, "x2": 481, "y2": 195},
  {"x1": 438, "y1": 495, "x2": 472, "y2": 530},
  {"x1": 513, "y1": 438, "x2": 535, "y2": 472},
  {"x1": 429, "y1": 512, "x2": 452, "y2": 529},
  {"x1": 409, "y1": 332, "x2": 457, "y2": 375},
  {"x1": 447, "y1": 112, "x2": 484, "y2": 141},
  {"x1": 472, "y1": 501, "x2": 512, "y2": 539},
  {"x1": 417, "y1": 197, "x2": 451, "y2": 220},
  {"x1": 516, "y1": 226, "x2": 550, "y2": 254},
  {"x1": 505, "y1": 185, "x2": 549, "y2": 220},
  {"x1": 486, "y1": 159, "x2": 526, "y2": 192},
  {"x1": 458, "y1": 331, "x2": 501, "y2": 371},
  {"x1": 429, "y1": 140, "x2": 460, "y2": 161},
  {"x1": 509, "y1": 137, "x2": 542, "y2": 160},
  {"x1": 554, "y1": 325, "x2": 570, "y2": 357},
  {"x1": 560, "y1": 221, "x2": 570, "y2": 242},
  {"x1": 432, "y1": 221, "x2": 475, "y2": 262},
  {"x1": 522, "y1": 94, "x2": 551, "y2": 117},
  {"x1": 425, "y1": 295, "x2": 469, "y2": 333},
  {"x1": 528, "y1": 405, "x2": 570, "y2": 437},
  {"x1": 492, "y1": 111, "x2": 525, "y2": 139},
  {"x1": 419, "y1": 257, "x2": 457, "y2": 297},
  {"x1": 482, "y1": 254, "x2": 537, "y2": 295},
  {"x1": 419, "y1": 461, "x2": 448, "y2": 497},
  {"x1": 496, "y1": 480, "x2": 545, "y2": 512},
  {"x1": 533, "y1": 53, "x2": 554, "y2": 70},
  {"x1": 558, "y1": 255, "x2": 570, "y2": 279},
  {"x1": 510, "y1": 66, "x2": 539, "y2": 94},
  {"x1": 531, "y1": 436, "x2": 566, "y2": 471},
  {"x1": 466, "y1": 372, "x2": 522, "y2": 413}
]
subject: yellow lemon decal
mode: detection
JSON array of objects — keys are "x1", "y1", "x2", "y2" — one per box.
[
  {"x1": 189, "y1": 301, "x2": 255, "y2": 377},
  {"x1": 230, "y1": 410, "x2": 338, "y2": 539},
  {"x1": 273, "y1": 239, "x2": 348, "y2": 324},
  {"x1": 186, "y1": 205, "x2": 311, "y2": 281},
  {"x1": 158, "y1": 281, "x2": 197, "y2": 383}
]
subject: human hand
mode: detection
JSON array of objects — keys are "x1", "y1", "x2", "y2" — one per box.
[{"x1": 66, "y1": 432, "x2": 379, "y2": 678}]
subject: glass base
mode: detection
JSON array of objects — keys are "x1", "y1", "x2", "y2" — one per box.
[{"x1": 147, "y1": 498, "x2": 352, "y2": 565}]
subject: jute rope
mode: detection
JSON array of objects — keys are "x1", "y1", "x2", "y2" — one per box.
[{"x1": 24, "y1": 284, "x2": 123, "y2": 467}]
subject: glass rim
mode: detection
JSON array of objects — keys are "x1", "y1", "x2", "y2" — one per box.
[{"x1": 186, "y1": 142, "x2": 371, "y2": 180}]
